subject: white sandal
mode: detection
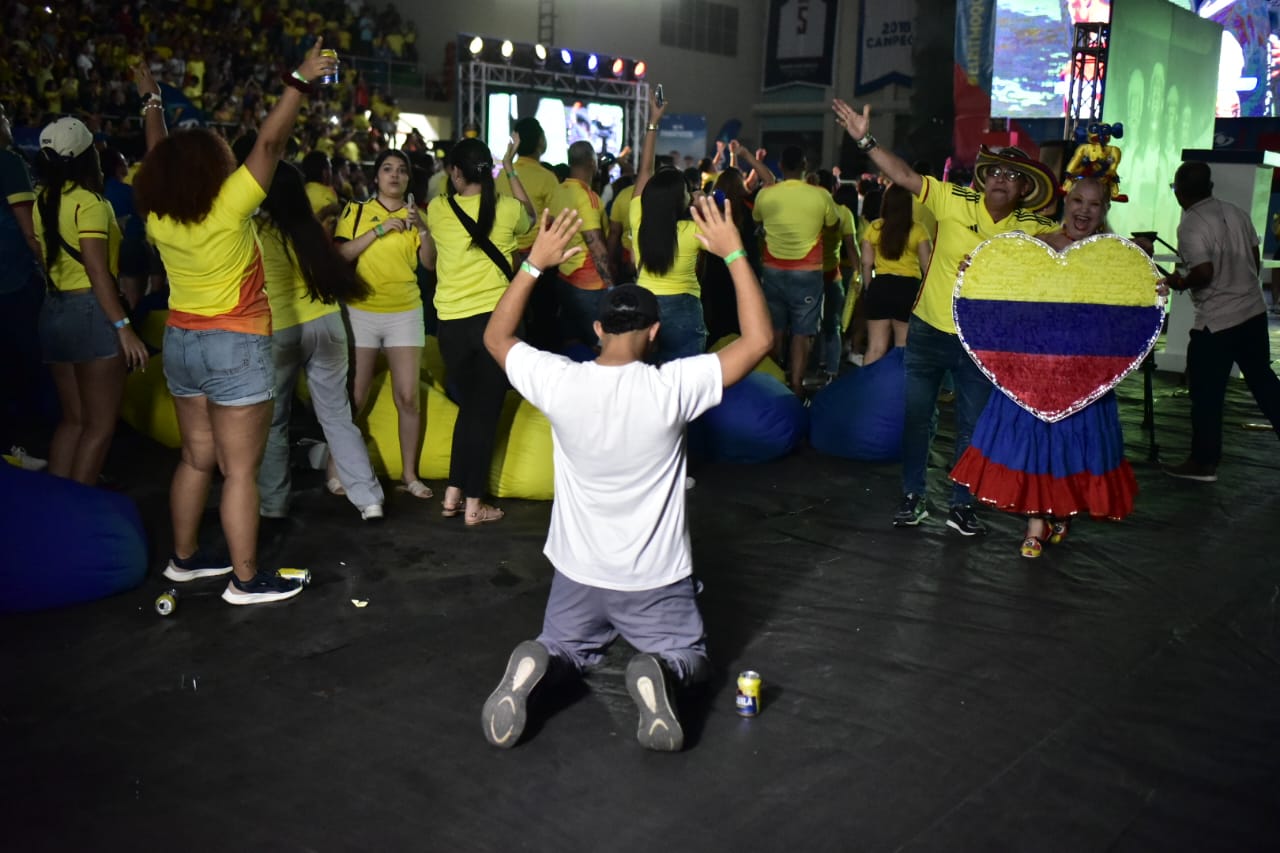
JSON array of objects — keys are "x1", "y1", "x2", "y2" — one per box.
[{"x1": 397, "y1": 480, "x2": 434, "y2": 499}]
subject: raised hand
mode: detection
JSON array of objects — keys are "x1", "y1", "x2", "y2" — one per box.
[
  {"x1": 296, "y1": 37, "x2": 332, "y2": 85},
  {"x1": 689, "y1": 194, "x2": 744, "y2": 259},
  {"x1": 528, "y1": 208, "x2": 584, "y2": 270},
  {"x1": 832, "y1": 99, "x2": 870, "y2": 141},
  {"x1": 133, "y1": 62, "x2": 160, "y2": 98}
]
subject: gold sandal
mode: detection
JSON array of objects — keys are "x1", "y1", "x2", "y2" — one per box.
[{"x1": 465, "y1": 504, "x2": 505, "y2": 526}]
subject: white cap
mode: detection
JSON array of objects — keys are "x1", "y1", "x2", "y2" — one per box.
[{"x1": 39, "y1": 117, "x2": 94, "y2": 158}]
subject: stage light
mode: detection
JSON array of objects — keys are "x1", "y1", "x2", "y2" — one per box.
[
  {"x1": 633, "y1": 60, "x2": 647, "y2": 79},
  {"x1": 611, "y1": 58, "x2": 625, "y2": 77},
  {"x1": 468, "y1": 36, "x2": 484, "y2": 57},
  {"x1": 500, "y1": 40, "x2": 514, "y2": 60},
  {"x1": 534, "y1": 44, "x2": 548, "y2": 64},
  {"x1": 587, "y1": 54, "x2": 599, "y2": 73},
  {"x1": 560, "y1": 48, "x2": 573, "y2": 66}
]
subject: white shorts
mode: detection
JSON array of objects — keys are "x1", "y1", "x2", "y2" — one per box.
[{"x1": 347, "y1": 305, "x2": 425, "y2": 349}]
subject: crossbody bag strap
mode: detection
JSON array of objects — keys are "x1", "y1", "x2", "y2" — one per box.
[{"x1": 447, "y1": 194, "x2": 514, "y2": 280}]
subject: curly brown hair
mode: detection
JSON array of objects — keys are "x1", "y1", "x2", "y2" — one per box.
[{"x1": 134, "y1": 129, "x2": 236, "y2": 223}]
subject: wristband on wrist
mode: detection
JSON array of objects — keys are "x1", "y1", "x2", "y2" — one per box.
[
  {"x1": 646, "y1": 124, "x2": 658, "y2": 132},
  {"x1": 723, "y1": 249, "x2": 746, "y2": 266},
  {"x1": 855, "y1": 133, "x2": 877, "y2": 152},
  {"x1": 506, "y1": 170, "x2": 518, "y2": 181},
  {"x1": 141, "y1": 102, "x2": 163, "y2": 115},
  {"x1": 374, "y1": 223, "x2": 385, "y2": 238},
  {"x1": 113, "y1": 317, "x2": 131, "y2": 329},
  {"x1": 282, "y1": 70, "x2": 314, "y2": 94},
  {"x1": 520, "y1": 260, "x2": 543, "y2": 278},
  {"x1": 141, "y1": 92, "x2": 162, "y2": 106}
]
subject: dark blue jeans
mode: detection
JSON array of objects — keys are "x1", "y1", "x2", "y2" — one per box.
[
  {"x1": 652, "y1": 293, "x2": 707, "y2": 363},
  {"x1": 902, "y1": 316, "x2": 993, "y2": 506}
]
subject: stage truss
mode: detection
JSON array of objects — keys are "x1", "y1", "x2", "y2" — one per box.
[
  {"x1": 457, "y1": 60, "x2": 650, "y2": 157},
  {"x1": 1064, "y1": 22, "x2": 1110, "y2": 139}
]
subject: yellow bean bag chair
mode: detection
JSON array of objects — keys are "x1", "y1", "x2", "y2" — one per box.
[
  {"x1": 709, "y1": 334, "x2": 787, "y2": 384},
  {"x1": 420, "y1": 335, "x2": 447, "y2": 392},
  {"x1": 120, "y1": 355, "x2": 182, "y2": 448},
  {"x1": 137, "y1": 309, "x2": 168, "y2": 351},
  {"x1": 361, "y1": 372, "x2": 556, "y2": 499}
]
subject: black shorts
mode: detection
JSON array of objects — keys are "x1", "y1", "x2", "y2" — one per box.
[{"x1": 864, "y1": 274, "x2": 920, "y2": 322}]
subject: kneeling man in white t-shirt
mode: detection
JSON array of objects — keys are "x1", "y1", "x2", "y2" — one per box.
[{"x1": 480, "y1": 197, "x2": 773, "y2": 751}]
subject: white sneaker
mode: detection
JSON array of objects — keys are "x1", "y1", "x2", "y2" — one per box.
[
  {"x1": 360, "y1": 503, "x2": 384, "y2": 522},
  {"x1": 8, "y1": 446, "x2": 47, "y2": 471}
]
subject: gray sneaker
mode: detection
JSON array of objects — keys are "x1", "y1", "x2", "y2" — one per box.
[
  {"x1": 482, "y1": 641, "x2": 549, "y2": 748},
  {"x1": 625, "y1": 653, "x2": 683, "y2": 752},
  {"x1": 892, "y1": 493, "x2": 928, "y2": 527}
]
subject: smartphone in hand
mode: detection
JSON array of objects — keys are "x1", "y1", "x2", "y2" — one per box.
[{"x1": 654, "y1": 84, "x2": 665, "y2": 108}]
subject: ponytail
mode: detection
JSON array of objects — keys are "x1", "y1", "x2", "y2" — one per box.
[{"x1": 447, "y1": 138, "x2": 498, "y2": 238}]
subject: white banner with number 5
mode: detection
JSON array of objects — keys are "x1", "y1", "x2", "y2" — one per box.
[{"x1": 856, "y1": 1, "x2": 916, "y2": 94}]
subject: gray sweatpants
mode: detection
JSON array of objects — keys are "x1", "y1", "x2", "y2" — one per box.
[{"x1": 536, "y1": 570, "x2": 709, "y2": 685}]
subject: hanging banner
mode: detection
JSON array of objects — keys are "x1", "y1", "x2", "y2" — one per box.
[
  {"x1": 954, "y1": 0, "x2": 995, "y2": 92},
  {"x1": 763, "y1": 0, "x2": 841, "y2": 90},
  {"x1": 656, "y1": 114, "x2": 709, "y2": 170},
  {"x1": 855, "y1": 1, "x2": 916, "y2": 94}
]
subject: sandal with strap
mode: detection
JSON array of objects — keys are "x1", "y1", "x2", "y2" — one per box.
[
  {"x1": 465, "y1": 503, "x2": 505, "y2": 526},
  {"x1": 326, "y1": 477, "x2": 346, "y2": 497},
  {"x1": 1048, "y1": 518, "x2": 1070, "y2": 545},
  {"x1": 397, "y1": 480, "x2": 434, "y2": 500},
  {"x1": 441, "y1": 497, "x2": 464, "y2": 518}
]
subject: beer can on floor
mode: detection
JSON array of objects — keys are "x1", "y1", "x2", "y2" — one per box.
[
  {"x1": 319, "y1": 49, "x2": 340, "y2": 85},
  {"x1": 736, "y1": 670, "x2": 762, "y2": 717}
]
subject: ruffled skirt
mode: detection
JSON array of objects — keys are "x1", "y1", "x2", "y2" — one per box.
[{"x1": 950, "y1": 390, "x2": 1137, "y2": 520}]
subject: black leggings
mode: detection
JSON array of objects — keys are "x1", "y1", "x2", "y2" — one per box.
[{"x1": 438, "y1": 312, "x2": 509, "y2": 498}]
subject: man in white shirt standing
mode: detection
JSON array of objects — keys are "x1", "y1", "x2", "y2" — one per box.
[
  {"x1": 480, "y1": 197, "x2": 773, "y2": 752},
  {"x1": 1165, "y1": 161, "x2": 1280, "y2": 482}
]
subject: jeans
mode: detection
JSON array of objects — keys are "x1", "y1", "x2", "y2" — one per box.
[
  {"x1": 652, "y1": 293, "x2": 707, "y2": 363},
  {"x1": 818, "y1": 273, "x2": 846, "y2": 372},
  {"x1": 438, "y1": 312, "x2": 510, "y2": 498},
  {"x1": 555, "y1": 277, "x2": 605, "y2": 346},
  {"x1": 762, "y1": 266, "x2": 823, "y2": 336},
  {"x1": 258, "y1": 313, "x2": 384, "y2": 515},
  {"x1": 1187, "y1": 311, "x2": 1280, "y2": 465},
  {"x1": 902, "y1": 315, "x2": 993, "y2": 506}
]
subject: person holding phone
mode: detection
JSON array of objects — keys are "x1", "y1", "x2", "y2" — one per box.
[{"x1": 335, "y1": 148, "x2": 435, "y2": 499}]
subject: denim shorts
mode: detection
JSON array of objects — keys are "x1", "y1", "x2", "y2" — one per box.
[
  {"x1": 163, "y1": 326, "x2": 274, "y2": 406},
  {"x1": 39, "y1": 290, "x2": 120, "y2": 363},
  {"x1": 762, "y1": 267, "x2": 824, "y2": 336}
]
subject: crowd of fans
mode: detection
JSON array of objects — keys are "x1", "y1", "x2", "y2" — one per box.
[{"x1": 0, "y1": 0, "x2": 419, "y2": 163}]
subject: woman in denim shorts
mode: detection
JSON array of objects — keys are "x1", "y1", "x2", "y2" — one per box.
[
  {"x1": 33, "y1": 117, "x2": 149, "y2": 486},
  {"x1": 132, "y1": 46, "x2": 333, "y2": 607}
]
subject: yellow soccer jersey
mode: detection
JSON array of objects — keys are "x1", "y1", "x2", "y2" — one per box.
[
  {"x1": 609, "y1": 184, "x2": 636, "y2": 258},
  {"x1": 822, "y1": 202, "x2": 857, "y2": 273},
  {"x1": 257, "y1": 220, "x2": 340, "y2": 331},
  {"x1": 334, "y1": 198, "x2": 422, "y2": 314},
  {"x1": 864, "y1": 219, "x2": 930, "y2": 279},
  {"x1": 550, "y1": 178, "x2": 605, "y2": 288},
  {"x1": 34, "y1": 184, "x2": 121, "y2": 292},
  {"x1": 914, "y1": 175, "x2": 1056, "y2": 333},
  {"x1": 752, "y1": 179, "x2": 838, "y2": 269},
  {"x1": 496, "y1": 156, "x2": 560, "y2": 251},
  {"x1": 426, "y1": 193, "x2": 532, "y2": 321},
  {"x1": 146, "y1": 165, "x2": 271, "y2": 335},
  {"x1": 629, "y1": 197, "x2": 702, "y2": 297}
]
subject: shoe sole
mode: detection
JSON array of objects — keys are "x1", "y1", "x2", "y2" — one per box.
[
  {"x1": 220, "y1": 582, "x2": 304, "y2": 606},
  {"x1": 945, "y1": 518, "x2": 985, "y2": 537},
  {"x1": 892, "y1": 510, "x2": 928, "y2": 528},
  {"x1": 1164, "y1": 471, "x2": 1217, "y2": 483},
  {"x1": 482, "y1": 641, "x2": 549, "y2": 748},
  {"x1": 163, "y1": 562, "x2": 234, "y2": 582},
  {"x1": 625, "y1": 654, "x2": 683, "y2": 752}
]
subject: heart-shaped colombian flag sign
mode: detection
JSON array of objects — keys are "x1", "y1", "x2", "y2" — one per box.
[{"x1": 953, "y1": 232, "x2": 1165, "y2": 423}]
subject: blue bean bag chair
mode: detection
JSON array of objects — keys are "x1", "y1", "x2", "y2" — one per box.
[
  {"x1": 690, "y1": 372, "x2": 808, "y2": 464},
  {"x1": 0, "y1": 463, "x2": 147, "y2": 612},
  {"x1": 809, "y1": 346, "x2": 906, "y2": 462}
]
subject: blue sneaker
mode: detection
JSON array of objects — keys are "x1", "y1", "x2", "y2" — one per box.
[
  {"x1": 221, "y1": 572, "x2": 303, "y2": 606},
  {"x1": 163, "y1": 550, "x2": 233, "y2": 582}
]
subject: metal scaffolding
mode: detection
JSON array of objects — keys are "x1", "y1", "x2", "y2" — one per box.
[
  {"x1": 1064, "y1": 21, "x2": 1110, "y2": 139},
  {"x1": 456, "y1": 60, "x2": 650, "y2": 154},
  {"x1": 538, "y1": 0, "x2": 555, "y2": 47}
]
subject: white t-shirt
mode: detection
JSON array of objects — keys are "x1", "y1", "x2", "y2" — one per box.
[
  {"x1": 1176, "y1": 196, "x2": 1265, "y2": 332},
  {"x1": 504, "y1": 343, "x2": 723, "y2": 591}
]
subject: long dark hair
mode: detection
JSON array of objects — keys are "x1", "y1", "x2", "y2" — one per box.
[
  {"x1": 445, "y1": 138, "x2": 496, "y2": 238},
  {"x1": 134, "y1": 128, "x2": 235, "y2": 223},
  {"x1": 260, "y1": 161, "x2": 369, "y2": 304},
  {"x1": 637, "y1": 168, "x2": 689, "y2": 276},
  {"x1": 34, "y1": 145, "x2": 103, "y2": 281},
  {"x1": 712, "y1": 167, "x2": 752, "y2": 234},
  {"x1": 877, "y1": 184, "x2": 913, "y2": 261}
]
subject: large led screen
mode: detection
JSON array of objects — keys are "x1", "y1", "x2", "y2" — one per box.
[
  {"x1": 991, "y1": 0, "x2": 1113, "y2": 118},
  {"x1": 486, "y1": 93, "x2": 625, "y2": 166}
]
